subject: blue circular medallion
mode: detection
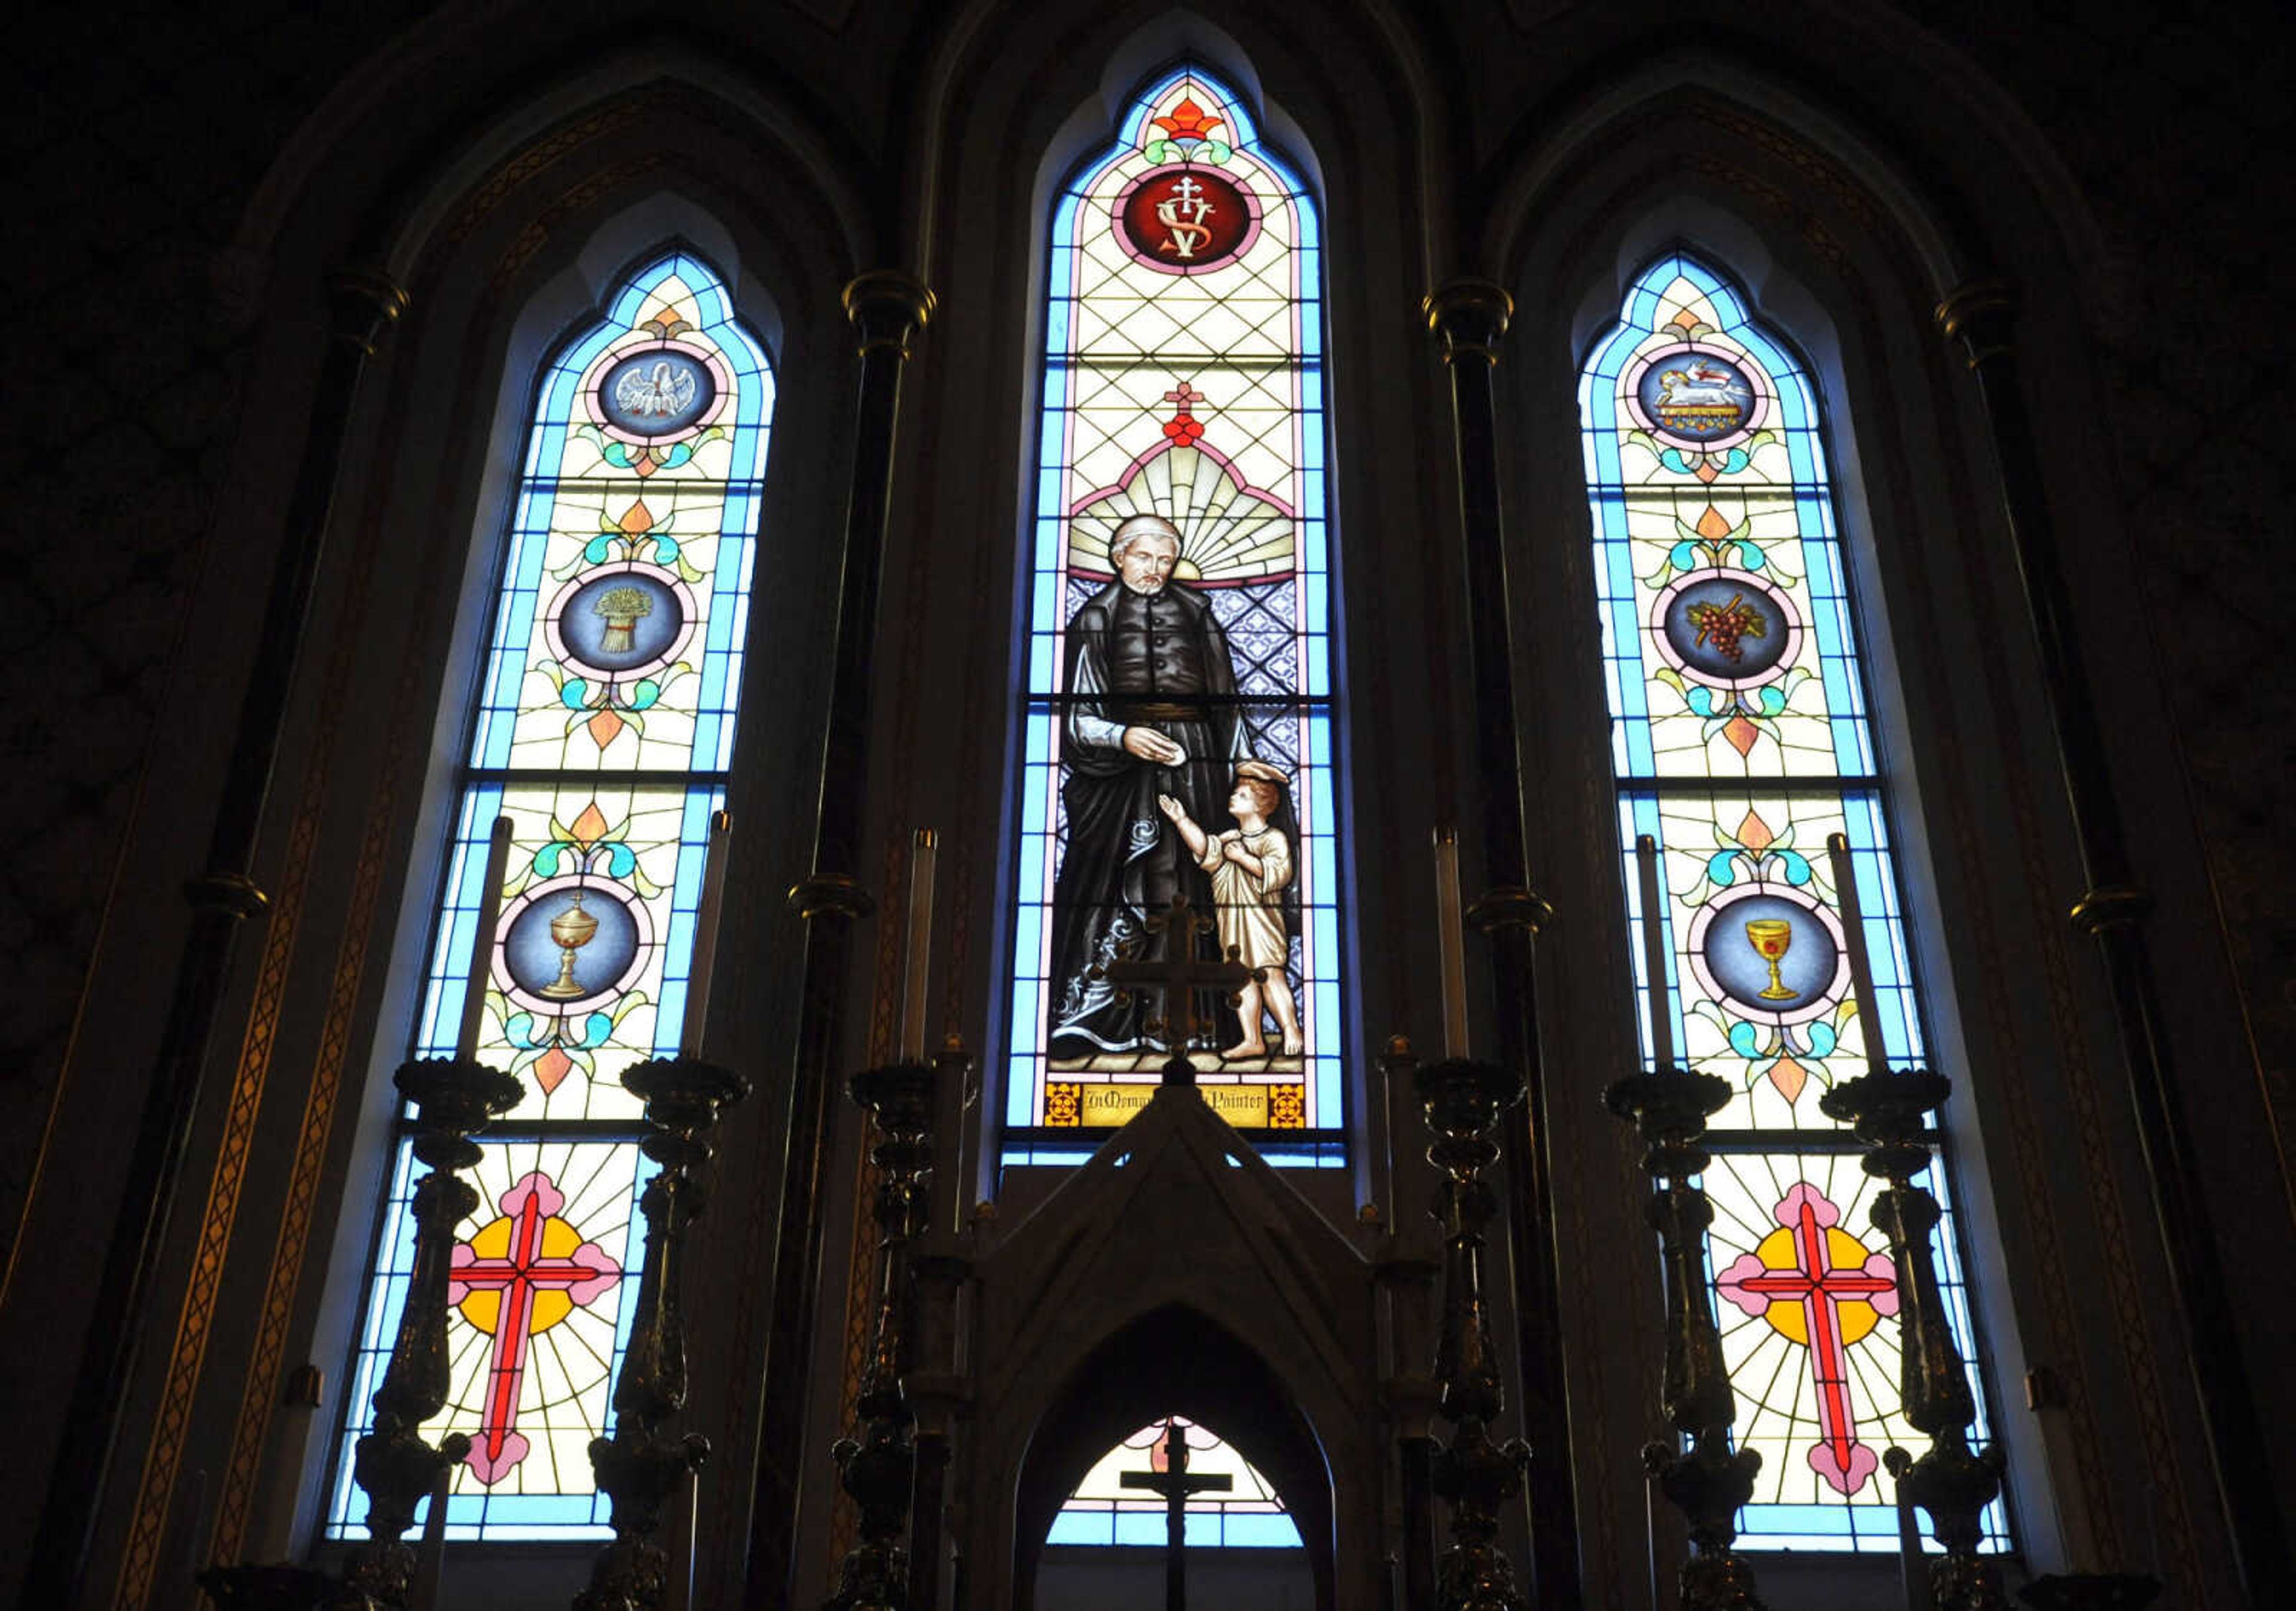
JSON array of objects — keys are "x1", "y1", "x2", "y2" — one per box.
[
  {"x1": 1662, "y1": 576, "x2": 1791, "y2": 679},
  {"x1": 504, "y1": 885, "x2": 642, "y2": 1006},
  {"x1": 558, "y1": 572, "x2": 685, "y2": 674},
  {"x1": 1634, "y1": 352, "x2": 1756, "y2": 444},
  {"x1": 599, "y1": 349, "x2": 713, "y2": 436},
  {"x1": 1697, "y1": 892, "x2": 1839, "y2": 1016}
]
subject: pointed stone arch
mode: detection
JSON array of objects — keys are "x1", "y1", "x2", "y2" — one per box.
[
  {"x1": 957, "y1": 1086, "x2": 1392, "y2": 1610},
  {"x1": 1014, "y1": 1304, "x2": 1332, "y2": 1607}
]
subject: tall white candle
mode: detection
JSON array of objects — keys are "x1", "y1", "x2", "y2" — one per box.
[
  {"x1": 899, "y1": 828, "x2": 938, "y2": 1060},
  {"x1": 680, "y1": 811, "x2": 732, "y2": 1057},
  {"x1": 1635, "y1": 834, "x2": 1676, "y2": 1070},
  {"x1": 1433, "y1": 826, "x2": 1468, "y2": 1059},
  {"x1": 457, "y1": 816, "x2": 515, "y2": 1062},
  {"x1": 1826, "y1": 832, "x2": 1885, "y2": 1065}
]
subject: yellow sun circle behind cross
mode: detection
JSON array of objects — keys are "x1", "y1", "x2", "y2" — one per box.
[
  {"x1": 455, "y1": 1212, "x2": 589, "y2": 1338},
  {"x1": 1746, "y1": 1224, "x2": 1891, "y2": 1347}
]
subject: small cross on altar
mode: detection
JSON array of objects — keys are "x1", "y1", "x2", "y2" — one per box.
[
  {"x1": 1120, "y1": 1419, "x2": 1234, "y2": 1611},
  {"x1": 1097, "y1": 894, "x2": 1253, "y2": 1082}
]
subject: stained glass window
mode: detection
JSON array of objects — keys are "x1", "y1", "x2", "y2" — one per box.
[
  {"x1": 1578, "y1": 253, "x2": 2007, "y2": 1551},
  {"x1": 1005, "y1": 66, "x2": 1341, "y2": 1166},
  {"x1": 326, "y1": 252, "x2": 772, "y2": 1540},
  {"x1": 1048, "y1": 1417, "x2": 1305, "y2": 1549}
]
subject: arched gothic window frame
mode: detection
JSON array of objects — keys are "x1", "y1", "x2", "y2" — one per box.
[
  {"x1": 991, "y1": 57, "x2": 1354, "y2": 1177},
  {"x1": 313, "y1": 239, "x2": 775, "y2": 1545},
  {"x1": 1574, "y1": 243, "x2": 2013, "y2": 1555},
  {"x1": 1493, "y1": 165, "x2": 2072, "y2": 1594}
]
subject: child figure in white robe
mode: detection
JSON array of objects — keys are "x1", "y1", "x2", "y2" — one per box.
[{"x1": 1157, "y1": 761, "x2": 1306, "y2": 1059}]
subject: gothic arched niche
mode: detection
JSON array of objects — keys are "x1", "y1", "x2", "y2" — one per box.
[{"x1": 1013, "y1": 1304, "x2": 1333, "y2": 1610}]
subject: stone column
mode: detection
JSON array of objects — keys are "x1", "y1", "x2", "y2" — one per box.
[
  {"x1": 1937, "y1": 282, "x2": 2283, "y2": 1603},
  {"x1": 1424, "y1": 279, "x2": 1580, "y2": 1609},
  {"x1": 746, "y1": 271, "x2": 934, "y2": 1608},
  {"x1": 30, "y1": 267, "x2": 409, "y2": 1610}
]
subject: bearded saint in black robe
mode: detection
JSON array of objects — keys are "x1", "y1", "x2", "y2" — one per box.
[{"x1": 1049, "y1": 514, "x2": 1253, "y2": 1059}]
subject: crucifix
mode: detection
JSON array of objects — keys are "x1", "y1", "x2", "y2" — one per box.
[
  {"x1": 1098, "y1": 894, "x2": 1254, "y2": 1083},
  {"x1": 1119, "y1": 1419, "x2": 1233, "y2": 1611}
]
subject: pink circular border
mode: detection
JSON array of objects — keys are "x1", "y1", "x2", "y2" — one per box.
[
  {"x1": 1647, "y1": 565, "x2": 1805, "y2": 695},
  {"x1": 585, "y1": 338, "x2": 732, "y2": 447},
  {"x1": 493, "y1": 873, "x2": 655, "y2": 1019},
  {"x1": 1109, "y1": 164, "x2": 1265, "y2": 276},
  {"x1": 1684, "y1": 881, "x2": 1849, "y2": 1028},
  {"x1": 1621, "y1": 343, "x2": 1769, "y2": 452},
  {"x1": 543, "y1": 560, "x2": 700, "y2": 686}
]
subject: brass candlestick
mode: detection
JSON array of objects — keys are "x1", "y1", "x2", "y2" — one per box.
[
  {"x1": 347, "y1": 1054, "x2": 522, "y2": 1608},
  {"x1": 1416, "y1": 1056, "x2": 1531, "y2": 1611},
  {"x1": 1822, "y1": 1070, "x2": 2006, "y2": 1611},
  {"x1": 1607, "y1": 1060, "x2": 1767, "y2": 1611},
  {"x1": 574, "y1": 1053, "x2": 750, "y2": 1611},
  {"x1": 826, "y1": 1054, "x2": 940, "y2": 1610}
]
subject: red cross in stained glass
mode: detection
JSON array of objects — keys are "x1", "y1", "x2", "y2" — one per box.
[
  {"x1": 1717, "y1": 1182, "x2": 1898, "y2": 1494},
  {"x1": 448, "y1": 1170, "x2": 624, "y2": 1484},
  {"x1": 1162, "y1": 381, "x2": 1206, "y2": 445}
]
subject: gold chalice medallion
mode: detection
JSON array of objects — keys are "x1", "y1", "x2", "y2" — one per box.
[
  {"x1": 541, "y1": 889, "x2": 600, "y2": 1000},
  {"x1": 1744, "y1": 917, "x2": 1797, "y2": 1001}
]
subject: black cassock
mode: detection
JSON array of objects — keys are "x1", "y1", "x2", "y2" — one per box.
[{"x1": 1049, "y1": 576, "x2": 1248, "y2": 1057}]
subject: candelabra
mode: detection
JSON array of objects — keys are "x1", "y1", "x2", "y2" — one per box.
[
  {"x1": 1605, "y1": 1061, "x2": 1767, "y2": 1611},
  {"x1": 1821, "y1": 1069, "x2": 2005, "y2": 1611},
  {"x1": 825, "y1": 1054, "x2": 939, "y2": 1610},
  {"x1": 347, "y1": 1053, "x2": 523, "y2": 1606},
  {"x1": 573, "y1": 1054, "x2": 752, "y2": 1611},
  {"x1": 1415, "y1": 1054, "x2": 1531, "y2": 1611}
]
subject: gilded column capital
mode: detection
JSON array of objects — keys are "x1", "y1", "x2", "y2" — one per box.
[
  {"x1": 182, "y1": 869, "x2": 270, "y2": 919},
  {"x1": 1466, "y1": 885, "x2": 1553, "y2": 937},
  {"x1": 325, "y1": 267, "x2": 411, "y2": 356},
  {"x1": 787, "y1": 871, "x2": 877, "y2": 921},
  {"x1": 1934, "y1": 277, "x2": 2016, "y2": 369},
  {"x1": 842, "y1": 269, "x2": 936, "y2": 357},
  {"x1": 2068, "y1": 883, "x2": 2154, "y2": 936},
  {"x1": 1423, "y1": 278, "x2": 1514, "y2": 365}
]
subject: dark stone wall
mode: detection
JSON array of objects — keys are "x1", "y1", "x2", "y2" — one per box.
[
  {"x1": 1910, "y1": 0, "x2": 2294, "y2": 1156},
  {"x1": 1, "y1": 6, "x2": 447, "y2": 1255}
]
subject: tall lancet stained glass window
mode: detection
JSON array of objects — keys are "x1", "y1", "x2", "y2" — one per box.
[
  {"x1": 1006, "y1": 67, "x2": 1341, "y2": 1165},
  {"x1": 325, "y1": 253, "x2": 772, "y2": 1540},
  {"x1": 1578, "y1": 255, "x2": 2007, "y2": 1551}
]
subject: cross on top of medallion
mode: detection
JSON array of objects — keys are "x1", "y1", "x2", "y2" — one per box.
[{"x1": 1162, "y1": 381, "x2": 1207, "y2": 444}]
